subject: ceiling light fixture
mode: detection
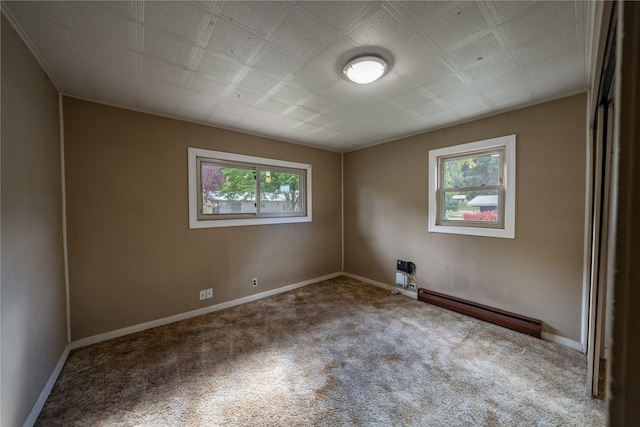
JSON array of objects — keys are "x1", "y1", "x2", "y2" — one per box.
[{"x1": 343, "y1": 56, "x2": 387, "y2": 84}]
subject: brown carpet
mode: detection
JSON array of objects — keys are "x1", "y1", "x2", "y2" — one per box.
[{"x1": 36, "y1": 276, "x2": 604, "y2": 426}]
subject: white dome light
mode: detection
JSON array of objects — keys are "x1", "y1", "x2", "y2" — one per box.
[{"x1": 343, "y1": 56, "x2": 387, "y2": 84}]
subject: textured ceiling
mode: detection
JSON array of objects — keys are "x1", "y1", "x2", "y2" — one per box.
[{"x1": 3, "y1": 1, "x2": 587, "y2": 152}]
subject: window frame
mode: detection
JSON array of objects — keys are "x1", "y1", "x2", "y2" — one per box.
[
  {"x1": 428, "y1": 135, "x2": 516, "y2": 239},
  {"x1": 188, "y1": 147, "x2": 312, "y2": 229}
]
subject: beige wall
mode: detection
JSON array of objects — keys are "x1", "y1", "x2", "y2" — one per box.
[
  {"x1": 63, "y1": 98, "x2": 342, "y2": 340},
  {"x1": 1, "y1": 15, "x2": 68, "y2": 427},
  {"x1": 344, "y1": 93, "x2": 587, "y2": 342}
]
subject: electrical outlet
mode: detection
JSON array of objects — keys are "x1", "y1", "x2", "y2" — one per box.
[
  {"x1": 199, "y1": 289, "x2": 206, "y2": 300},
  {"x1": 251, "y1": 278, "x2": 258, "y2": 287},
  {"x1": 409, "y1": 282, "x2": 417, "y2": 290},
  {"x1": 206, "y1": 288, "x2": 213, "y2": 298}
]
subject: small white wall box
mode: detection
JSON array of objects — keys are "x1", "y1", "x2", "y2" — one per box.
[{"x1": 395, "y1": 272, "x2": 407, "y2": 286}]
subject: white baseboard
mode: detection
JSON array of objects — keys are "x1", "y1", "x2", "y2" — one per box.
[
  {"x1": 70, "y1": 272, "x2": 342, "y2": 350},
  {"x1": 542, "y1": 332, "x2": 584, "y2": 352},
  {"x1": 343, "y1": 272, "x2": 417, "y2": 299},
  {"x1": 23, "y1": 345, "x2": 70, "y2": 427}
]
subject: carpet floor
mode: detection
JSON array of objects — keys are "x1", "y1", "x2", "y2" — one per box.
[{"x1": 36, "y1": 276, "x2": 605, "y2": 426}]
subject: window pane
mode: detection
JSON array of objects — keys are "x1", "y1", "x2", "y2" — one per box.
[
  {"x1": 190, "y1": 148, "x2": 312, "y2": 228},
  {"x1": 201, "y1": 163, "x2": 256, "y2": 215},
  {"x1": 443, "y1": 189, "x2": 499, "y2": 223},
  {"x1": 443, "y1": 152, "x2": 501, "y2": 188},
  {"x1": 259, "y1": 170, "x2": 303, "y2": 213}
]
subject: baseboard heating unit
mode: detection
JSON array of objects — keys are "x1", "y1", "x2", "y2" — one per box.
[{"x1": 417, "y1": 288, "x2": 542, "y2": 338}]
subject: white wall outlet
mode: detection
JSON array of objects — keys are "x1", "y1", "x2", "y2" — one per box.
[
  {"x1": 199, "y1": 289, "x2": 206, "y2": 300},
  {"x1": 409, "y1": 281, "x2": 417, "y2": 290},
  {"x1": 251, "y1": 278, "x2": 258, "y2": 287},
  {"x1": 395, "y1": 272, "x2": 407, "y2": 286},
  {"x1": 206, "y1": 288, "x2": 213, "y2": 298}
]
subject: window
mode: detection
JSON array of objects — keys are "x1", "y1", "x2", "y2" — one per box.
[
  {"x1": 428, "y1": 135, "x2": 515, "y2": 238},
  {"x1": 188, "y1": 148, "x2": 312, "y2": 228}
]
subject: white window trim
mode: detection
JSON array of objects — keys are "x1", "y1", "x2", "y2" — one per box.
[
  {"x1": 428, "y1": 135, "x2": 516, "y2": 239},
  {"x1": 188, "y1": 147, "x2": 312, "y2": 229}
]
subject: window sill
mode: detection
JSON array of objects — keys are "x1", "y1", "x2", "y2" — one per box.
[
  {"x1": 428, "y1": 223, "x2": 515, "y2": 239},
  {"x1": 189, "y1": 216, "x2": 312, "y2": 229}
]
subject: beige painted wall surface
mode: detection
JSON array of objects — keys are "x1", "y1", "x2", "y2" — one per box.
[
  {"x1": 1, "y1": 15, "x2": 68, "y2": 427},
  {"x1": 63, "y1": 98, "x2": 342, "y2": 340},
  {"x1": 344, "y1": 94, "x2": 587, "y2": 342}
]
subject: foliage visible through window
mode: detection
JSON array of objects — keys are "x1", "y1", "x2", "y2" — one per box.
[
  {"x1": 441, "y1": 151, "x2": 502, "y2": 224},
  {"x1": 260, "y1": 170, "x2": 302, "y2": 213},
  {"x1": 188, "y1": 148, "x2": 311, "y2": 228},
  {"x1": 198, "y1": 161, "x2": 303, "y2": 217},
  {"x1": 428, "y1": 135, "x2": 515, "y2": 239}
]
